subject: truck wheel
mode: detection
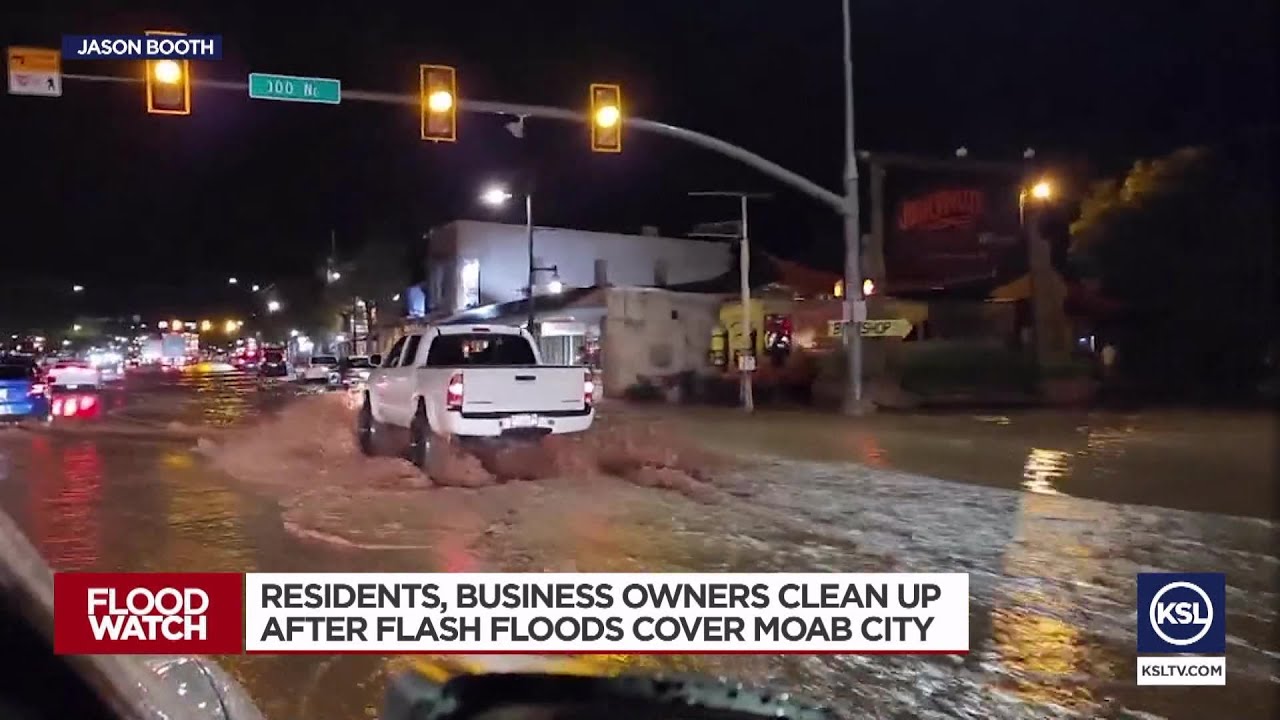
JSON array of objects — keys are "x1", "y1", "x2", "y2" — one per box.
[
  {"x1": 357, "y1": 395, "x2": 376, "y2": 456},
  {"x1": 408, "y1": 402, "x2": 431, "y2": 470}
]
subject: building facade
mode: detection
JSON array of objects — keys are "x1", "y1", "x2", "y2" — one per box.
[{"x1": 423, "y1": 220, "x2": 732, "y2": 316}]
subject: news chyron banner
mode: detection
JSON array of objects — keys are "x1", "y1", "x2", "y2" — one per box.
[{"x1": 53, "y1": 573, "x2": 970, "y2": 655}]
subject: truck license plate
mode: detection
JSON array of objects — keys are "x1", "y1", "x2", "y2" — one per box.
[{"x1": 508, "y1": 414, "x2": 536, "y2": 428}]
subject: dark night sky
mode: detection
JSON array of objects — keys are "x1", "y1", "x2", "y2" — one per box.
[{"x1": 0, "y1": 0, "x2": 1274, "y2": 325}]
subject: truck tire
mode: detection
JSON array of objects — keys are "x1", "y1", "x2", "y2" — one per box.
[
  {"x1": 357, "y1": 394, "x2": 376, "y2": 456},
  {"x1": 408, "y1": 400, "x2": 431, "y2": 470}
]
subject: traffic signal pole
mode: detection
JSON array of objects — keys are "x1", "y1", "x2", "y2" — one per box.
[
  {"x1": 840, "y1": 0, "x2": 866, "y2": 416},
  {"x1": 63, "y1": 72, "x2": 848, "y2": 216},
  {"x1": 61, "y1": 70, "x2": 865, "y2": 407}
]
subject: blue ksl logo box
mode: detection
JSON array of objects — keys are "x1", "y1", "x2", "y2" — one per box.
[{"x1": 1136, "y1": 573, "x2": 1226, "y2": 654}]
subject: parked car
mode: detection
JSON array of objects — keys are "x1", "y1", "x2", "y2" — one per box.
[
  {"x1": 359, "y1": 324, "x2": 595, "y2": 467},
  {"x1": 340, "y1": 355, "x2": 375, "y2": 387},
  {"x1": 298, "y1": 355, "x2": 340, "y2": 384}
]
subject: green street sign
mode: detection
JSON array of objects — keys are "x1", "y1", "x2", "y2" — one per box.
[{"x1": 248, "y1": 73, "x2": 340, "y2": 105}]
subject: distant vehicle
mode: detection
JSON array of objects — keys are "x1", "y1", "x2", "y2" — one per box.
[
  {"x1": 89, "y1": 351, "x2": 124, "y2": 382},
  {"x1": 340, "y1": 355, "x2": 375, "y2": 386},
  {"x1": 298, "y1": 355, "x2": 340, "y2": 383},
  {"x1": 360, "y1": 325, "x2": 595, "y2": 467},
  {"x1": 160, "y1": 333, "x2": 188, "y2": 371},
  {"x1": 258, "y1": 350, "x2": 290, "y2": 379},
  {"x1": 0, "y1": 362, "x2": 50, "y2": 421},
  {"x1": 46, "y1": 359, "x2": 101, "y2": 390}
]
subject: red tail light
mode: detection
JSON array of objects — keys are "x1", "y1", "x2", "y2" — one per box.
[
  {"x1": 584, "y1": 371, "x2": 595, "y2": 408},
  {"x1": 51, "y1": 394, "x2": 97, "y2": 418},
  {"x1": 446, "y1": 371, "x2": 464, "y2": 411}
]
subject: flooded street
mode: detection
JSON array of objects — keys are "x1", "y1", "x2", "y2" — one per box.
[{"x1": 0, "y1": 367, "x2": 1274, "y2": 719}]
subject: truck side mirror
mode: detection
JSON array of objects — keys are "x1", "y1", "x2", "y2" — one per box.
[{"x1": 369, "y1": 354, "x2": 382, "y2": 367}]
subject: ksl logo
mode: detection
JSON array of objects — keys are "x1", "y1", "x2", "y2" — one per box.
[
  {"x1": 1136, "y1": 572, "x2": 1226, "y2": 654},
  {"x1": 55, "y1": 573, "x2": 244, "y2": 655}
]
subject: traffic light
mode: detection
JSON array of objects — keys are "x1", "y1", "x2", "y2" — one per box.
[
  {"x1": 589, "y1": 83, "x2": 622, "y2": 153},
  {"x1": 145, "y1": 30, "x2": 190, "y2": 115},
  {"x1": 420, "y1": 64, "x2": 457, "y2": 142}
]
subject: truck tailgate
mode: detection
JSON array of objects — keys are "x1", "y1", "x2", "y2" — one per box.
[{"x1": 460, "y1": 367, "x2": 585, "y2": 414}]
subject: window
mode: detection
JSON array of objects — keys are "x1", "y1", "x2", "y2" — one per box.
[
  {"x1": 310, "y1": 356, "x2": 338, "y2": 367},
  {"x1": 383, "y1": 336, "x2": 408, "y2": 368},
  {"x1": 459, "y1": 259, "x2": 480, "y2": 308},
  {"x1": 402, "y1": 335, "x2": 423, "y2": 366},
  {"x1": 425, "y1": 334, "x2": 536, "y2": 367},
  {"x1": 594, "y1": 258, "x2": 609, "y2": 285},
  {"x1": 653, "y1": 259, "x2": 669, "y2": 286}
]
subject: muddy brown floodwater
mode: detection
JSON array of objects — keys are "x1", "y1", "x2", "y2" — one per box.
[{"x1": 0, "y1": 370, "x2": 1275, "y2": 720}]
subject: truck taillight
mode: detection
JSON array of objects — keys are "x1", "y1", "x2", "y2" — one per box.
[
  {"x1": 584, "y1": 371, "x2": 595, "y2": 408},
  {"x1": 446, "y1": 371, "x2": 464, "y2": 411}
]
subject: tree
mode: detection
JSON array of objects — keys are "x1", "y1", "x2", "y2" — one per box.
[
  {"x1": 1069, "y1": 140, "x2": 1275, "y2": 399},
  {"x1": 323, "y1": 239, "x2": 414, "y2": 345}
]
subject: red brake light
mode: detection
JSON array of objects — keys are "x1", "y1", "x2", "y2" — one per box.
[
  {"x1": 584, "y1": 370, "x2": 595, "y2": 408},
  {"x1": 446, "y1": 371, "x2": 464, "y2": 411},
  {"x1": 52, "y1": 394, "x2": 98, "y2": 418}
]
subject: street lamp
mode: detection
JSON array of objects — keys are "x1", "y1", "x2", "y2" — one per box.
[
  {"x1": 251, "y1": 284, "x2": 260, "y2": 292},
  {"x1": 479, "y1": 182, "x2": 545, "y2": 333},
  {"x1": 328, "y1": 270, "x2": 342, "y2": 283},
  {"x1": 481, "y1": 186, "x2": 514, "y2": 206},
  {"x1": 228, "y1": 277, "x2": 238, "y2": 285},
  {"x1": 547, "y1": 275, "x2": 563, "y2": 294},
  {"x1": 266, "y1": 300, "x2": 281, "y2": 313},
  {"x1": 1018, "y1": 177, "x2": 1055, "y2": 225},
  {"x1": 72, "y1": 284, "x2": 85, "y2": 293}
]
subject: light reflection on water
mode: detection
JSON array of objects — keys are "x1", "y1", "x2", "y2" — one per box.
[
  {"x1": 991, "y1": 492, "x2": 1123, "y2": 710},
  {"x1": 1022, "y1": 448, "x2": 1070, "y2": 496},
  {"x1": 28, "y1": 439, "x2": 103, "y2": 571}
]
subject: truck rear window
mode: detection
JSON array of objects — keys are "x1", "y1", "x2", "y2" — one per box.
[{"x1": 426, "y1": 334, "x2": 536, "y2": 366}]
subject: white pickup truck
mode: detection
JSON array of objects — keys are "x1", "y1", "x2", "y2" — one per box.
[{"x1": 358, "y1": 324, "x2": 596, "y2": 467}]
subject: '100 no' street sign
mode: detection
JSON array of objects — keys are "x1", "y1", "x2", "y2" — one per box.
[{"x1": 248, "y1": 73, "x2": 340, "y2": 104}]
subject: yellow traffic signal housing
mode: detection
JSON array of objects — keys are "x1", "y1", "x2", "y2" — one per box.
[
  {"x1": 420, "y1": 64, "x2": 457, "y2": 142},
  {"x1": 145, "y1": 30, "x2": 191, "y2": 115},
  {"x1": 590, "y1": 83, "x2": 622, "y2": 153}
]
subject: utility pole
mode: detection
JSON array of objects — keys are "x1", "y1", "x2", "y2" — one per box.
[
  {"x1": 841, "y1": 0, "x2": 866, "y2": 416},
  {"x1": 525, "y1": 190, "x2": 536, "y2": 333},
  {"x1": 689, "y1": 191, "x2": 772, "y2": 412}
]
